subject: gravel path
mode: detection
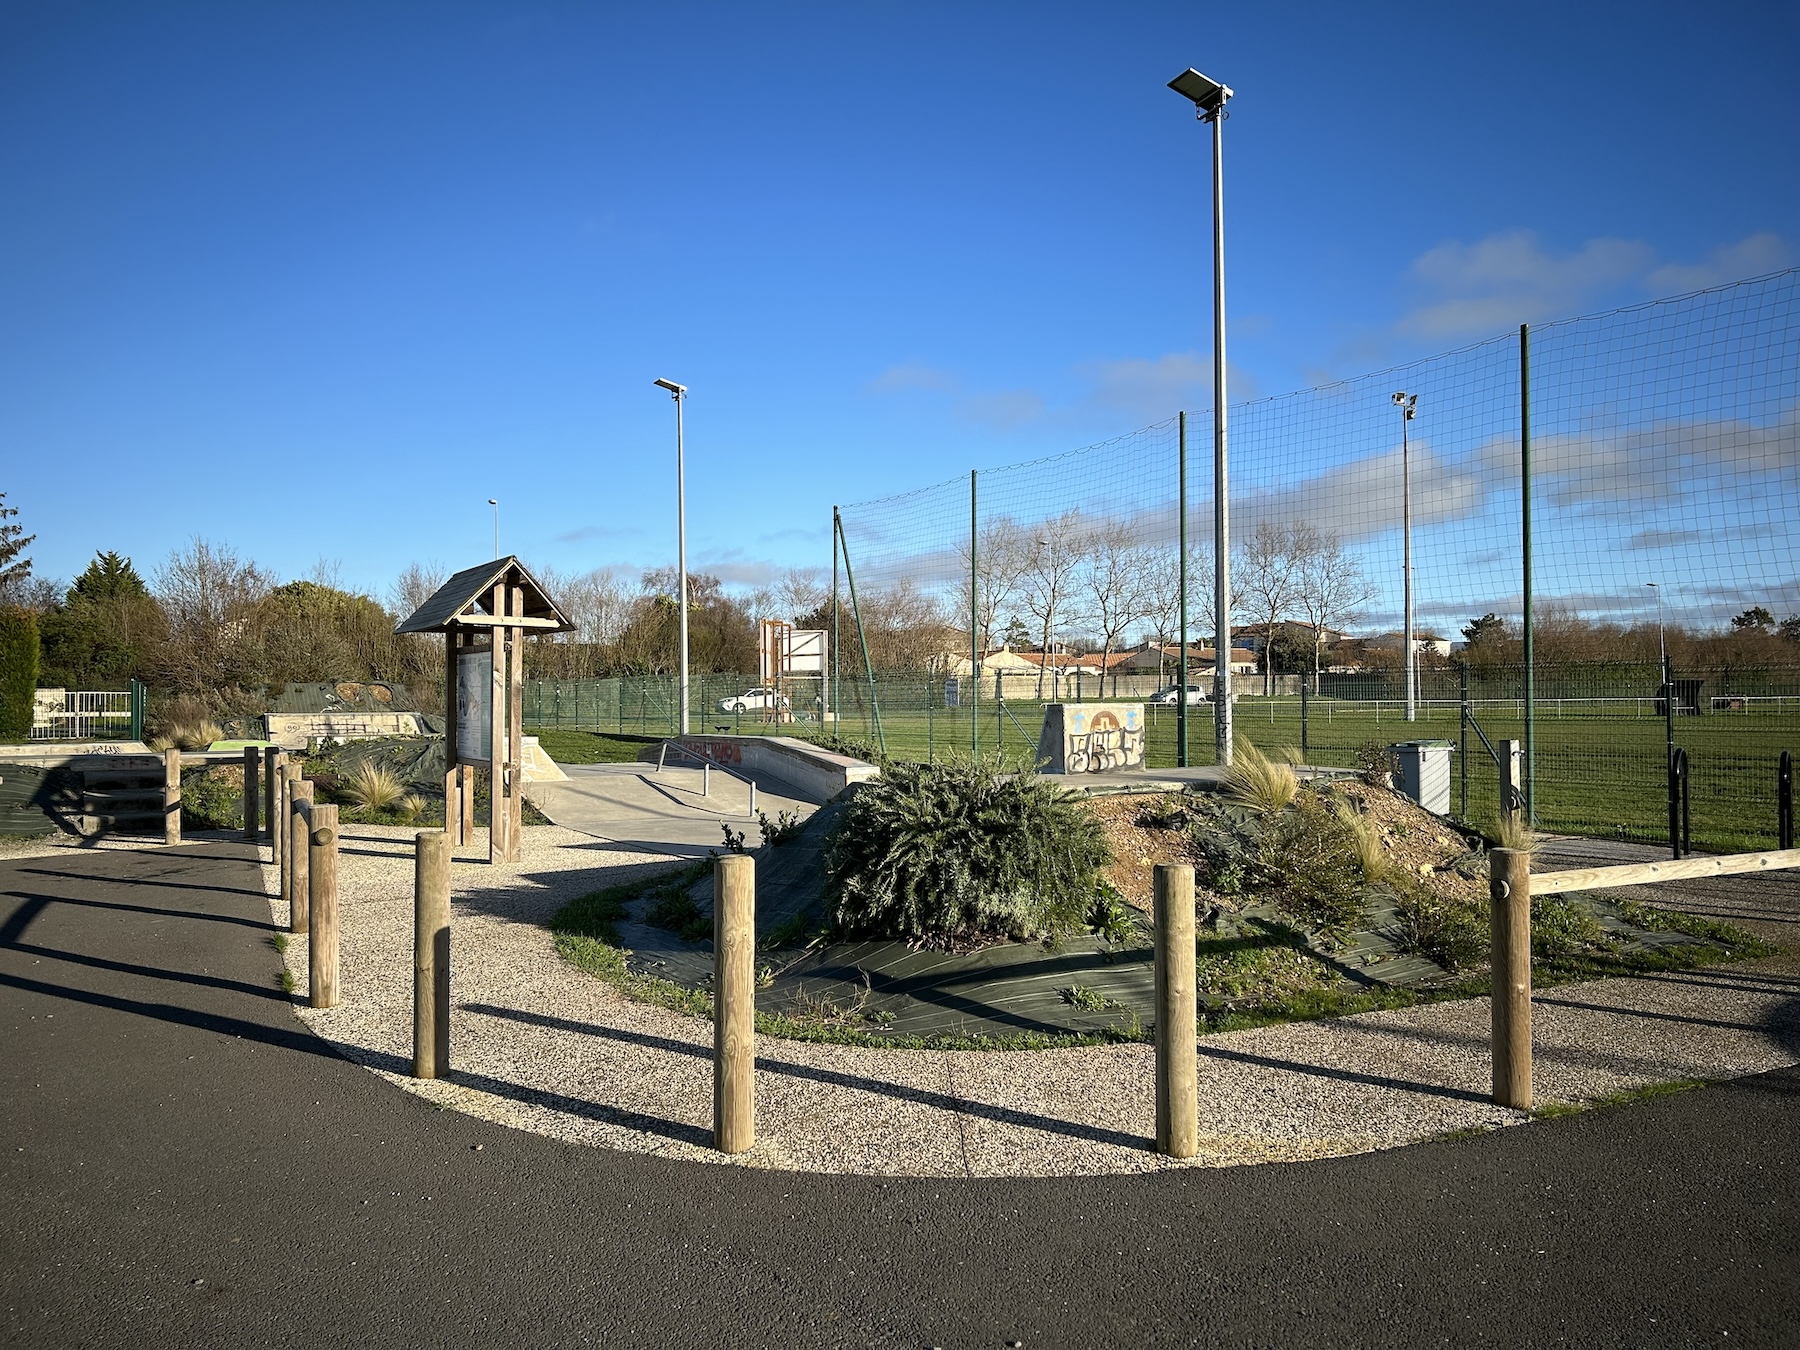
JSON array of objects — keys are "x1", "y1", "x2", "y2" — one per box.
[{"x1": 238, "y1": 823, "x2": 1800, "y2": 1178}]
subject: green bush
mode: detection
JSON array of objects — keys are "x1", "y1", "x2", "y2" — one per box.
[
  {"x1": 1385, "y1": 878, "x2": 1488, "y2": 971},
  {"x1": 181, "y1": 764, "x2": 244, "y2": 831},
  {"x1": 824, "y1": 759, "x2": 1111, "y2": 946},
  {"x1": 0, "y1": 605, "x2": 40, "y2": 742}
]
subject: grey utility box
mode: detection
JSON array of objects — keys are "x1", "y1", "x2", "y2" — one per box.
[{"x1": 1389, "y1": 740, "x2": 1455, "y2": 815}]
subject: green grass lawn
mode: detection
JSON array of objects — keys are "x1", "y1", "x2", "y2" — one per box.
[
  {"x1": 526, "y1": 728, "x2": 657, "y2": 765},
  {"x1": 818, "y1": 695, "x2": 1799, "y2": 853}
]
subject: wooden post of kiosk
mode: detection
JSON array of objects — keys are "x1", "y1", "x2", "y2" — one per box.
[
  {"x1": 490, "y1": 581, "x2": 510, "y2": 863},
  {"x1": 444, "y1": 627, "x2": 462, "y2": 846},
  {"x1": 507, "y1": 584, "x2": 525, "y2": 859}
]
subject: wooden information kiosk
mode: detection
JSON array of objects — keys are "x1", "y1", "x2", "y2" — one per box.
[{"x1": 395, "y1": 557, "x2": 574, "y2": 864}]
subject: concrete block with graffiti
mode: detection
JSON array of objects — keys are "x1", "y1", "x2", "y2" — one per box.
[{"x1": 1037, "y1": 703, "x2": 1145, "y2": 775}]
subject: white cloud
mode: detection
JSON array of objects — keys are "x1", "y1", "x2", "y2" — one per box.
[
  {"x1": 1395, "y1": 230, "x2": 1792, "y2": 340},
  {"x1": 1648, "y1": 232, "x2": 1792, "y2": 293},
  {"x1": 868, "y1": 362, "x2": 959, "y2": 393}
]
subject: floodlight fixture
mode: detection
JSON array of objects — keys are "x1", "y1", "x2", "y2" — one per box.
[
  {"x1": 1392, "y1": 391, "x2": 1418, "y2": 419},
  {"x1": 1168, "y1": 68, "x2": 1232, "y2": 117}
]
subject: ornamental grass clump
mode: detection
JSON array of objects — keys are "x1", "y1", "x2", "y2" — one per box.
[
  {"x1": 1222, "y1": 739, "x2": 1298, "y2": 815},
  {"x1": 824, "y1": 759, "x2": 1111, "y2": 947},
  {"x1": 344, "y1": 761, "x2": 405, "y2": 812}
]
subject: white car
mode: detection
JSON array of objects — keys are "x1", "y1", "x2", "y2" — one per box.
[
  {"x1": 718, "y1": 687, "x2": 790, "y2": 714},
  {"x1": 1147, "y1": 684, "x2": 1209, "y2": 706}
]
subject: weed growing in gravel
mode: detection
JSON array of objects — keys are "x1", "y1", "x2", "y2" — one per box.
[{"x1": 1531, "y1": 1078, "x2": 1707, "y2": 1119}]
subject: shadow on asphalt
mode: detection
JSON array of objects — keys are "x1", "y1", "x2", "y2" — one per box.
[
  {"x1": 8, "y1": 865, "x2": 273, "y2": 901},
  {"x1": 465, "y1": 1000, "x2": 1154, "y2": 1152}
]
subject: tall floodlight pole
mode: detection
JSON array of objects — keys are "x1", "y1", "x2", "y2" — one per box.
[
  {"x1": 488, "y1": 498, "x2": 499, "y2": 559},
  {"x1": 1647, "y1": 582, "x2": 1665, "y2": 667},
  {"x1": 1393, "y1": 392, "x2": 1419, "y2": 721},
  {"x1": 654, "y1": 378, "x2": 690, "y2": 735},
  {"x1": 1169, "y1": 67, "x2": 1234, "y2": 766}
]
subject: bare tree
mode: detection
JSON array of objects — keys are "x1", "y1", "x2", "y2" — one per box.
[
  {"x1": 152, "y1": 538, "x2": 274, "y2": 694},
  {"x1": 1140, "y1": 542, "x2": 1221, "y2": 685},
  {"x1": 1235, "y1": 520, "x2": 1304, "y2": 696},
  {"x1": 956, "y1": 516, "x2": 1032, "y2": 655},
  {"x1": 1020, "y1": 510, "x2": 1089, "y2": 699},
  {"x1": 777, "y1": 567, "x2": 827, "y2": 624},
  {"x1": 388, "y1": 561, "x2": 447, "y2": 619},
  {"x1": 1290, "y1": 525, "x2": 1376, "y2": 692},
  {"x1": 1080, "y1": 520, "x2": 1157, "y2": 696}
]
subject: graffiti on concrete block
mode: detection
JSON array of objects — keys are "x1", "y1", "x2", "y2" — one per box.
[{"x1": 1037, "y1": 703, "x2": 1145, "y2": 775}]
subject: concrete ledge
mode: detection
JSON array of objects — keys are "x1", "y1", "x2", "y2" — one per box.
[{"x1": 641, "y1": 735, "x2": 879, "y2": 803}]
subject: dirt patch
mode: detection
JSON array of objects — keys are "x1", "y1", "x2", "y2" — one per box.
[
  {"x1": 1321, "y1": 779, "x2": 1488, "y2": 906},
  {"x1": 1083, "y1": 791, "x2": 1202, "y2": 911}
]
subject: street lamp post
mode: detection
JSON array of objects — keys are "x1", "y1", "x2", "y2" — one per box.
[
  {"x1": 1169, "y1": 66, "x2": 1235, "y2": 767},
  {"x1": 654, "y1": 378, "x2": 690, "y2": 735},
  {"x1": 488, "y1": 498, "x2": 499, "y2": 560},
  {"x1": 1392, "y1": 392, "x2": 1419, "y2": 721}
]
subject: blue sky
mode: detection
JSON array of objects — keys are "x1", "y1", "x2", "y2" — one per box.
[{"x1": 2, "y1": 0, "x2": 1796, "y2": 605}]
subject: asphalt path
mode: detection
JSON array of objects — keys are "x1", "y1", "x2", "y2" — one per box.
[{"x1": 3, "y1": 845, "x2": 1796, "y2": 1349}]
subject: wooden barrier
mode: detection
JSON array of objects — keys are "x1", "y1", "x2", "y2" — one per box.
[
  {"x1": 1153, "y1": 863, "x2": 1199, "y2": 1158},
  {"x1": 308, "y1": 803, "x2": 339, "y2": 1009},
  {"x1": 714, "y1": 854, "x2": 756, "y2": 1154},
  {"x1": 413, "y1": 831, "x2": 451, "y2": 1079},
  {"x1": 1533, "y1": 846, "x2": 1800, "y2": 896},
  {"x1": 162, "y1": 749, "x2": 181, "y2": 846},
  {"x1": 289, "y1": 780, "x2": 314, "y2": 934},
  {"x1": 1489, "y1": 847, "x2": 1532, "y2": 1109},
  {"x1": 243, "y1": 746, "x2": 260, "y2": 842}
]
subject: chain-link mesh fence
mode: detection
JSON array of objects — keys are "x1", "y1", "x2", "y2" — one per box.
[{"x1": 526, "y1": 270, "x2": 1800, "y2": 855}]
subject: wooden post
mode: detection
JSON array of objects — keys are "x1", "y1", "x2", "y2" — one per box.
[
  {"x1": 243, "y1": 746, "x2": 260, "y2": 841},
  {"x1": 490, "y1": 583, "x2": 508, "y2": 864},
  {"x1": 1497, "y1": 738, "x2": 1523, "y2": 818},
  {"x1": 162, "y1": 748, "x2": 181, "y2": 846},
  {"x1": 508, "y1": 584, "x2": 525, "y2": 862},
  {"x1": 1489, "y1": 846, "x2": 1532, "y2": 1109},
  {"x1": 266, "y1": 749, "x2": 285, "y2": 849},
  {"x1": 1154, "y1": 862, "x2": 1199, "y2": 1158},
  {"x1": 289, "y1": 780, "x2": 314, "y2": 934},
  {"x1": 714, "y1": 854, "x2": 756, "y2": 1154},
  {"x1": 444, "y1": 628, "x2": 460, "y2": 843},
  {"x1": 279, "y1": 761, "x2": 297, "y2": 908},
  {"x1": 308, "y1": 804, "x2": 340, "y2": 1009},
  {"x1": 459, "y1": 764, "x2": 474, "y2": 842},
  {"x1": 413, "y1": 830, "x2": 452, "y2": 1078}
]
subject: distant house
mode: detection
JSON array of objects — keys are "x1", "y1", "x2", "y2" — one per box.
[
  {"x1": 1125, "y1": 642, "x2": 1256, "y2": 677},
  {"x1": 1365, "y1": 631, "x2": 1453, "y2": 660}
]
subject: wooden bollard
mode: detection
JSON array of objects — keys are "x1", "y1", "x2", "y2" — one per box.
[
  {"x1": 1490, "y1": 846, "x2": 1533, "y2": 1109},
  {"x1": 289, "y1": 780, "x2": 314, "y2": 934},
  {"x1": 243, "y1": 746, "x2": 260, "y2": 841},
  {"x1": 413, "y1": 831, "x2": 451, "y2": 1078},
  {"x1": 714, "y1": 854, "x2": 756, "y2": 1154},
  {"x1": 308, "y1": 804, "x2": 340, "y2": 1009},
  {"x1": 1154, "y1": 862, "x2": 1199, "y2": 1159},
  {"x1": 162, "y1": 748, "x2": 182, "y2": 846},
  {"x1": 266, "y1": 750, "x2": 286, "y2": 848}
]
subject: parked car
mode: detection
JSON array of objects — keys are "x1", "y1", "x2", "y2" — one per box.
[
  {"x1": 718, "y1": 687, "x2": 790, "y2": 714},
  {"x1": 1147, "y1": 684, "x2": 1209, "y2": 706}
]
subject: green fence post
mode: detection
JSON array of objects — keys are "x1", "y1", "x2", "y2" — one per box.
[
  {"x1": 836, "y1": 512, "x2": 886, "y2": 757},
  {"x1": 1178, "y1": 410, "x2": 1189, "y2": 769},
  {"x1": 970, "y1": 470, "x2": 980, "y2": 760}
]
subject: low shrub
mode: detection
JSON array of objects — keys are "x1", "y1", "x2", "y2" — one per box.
[
  {"x1": 1386, "y1": 878, "x2": 1488, "y2": 971},
  {"x1": 343, "y1": 761, "x2": 404, "y2": 812},
  {"x1": 1258, "y1": 795, "x2": 1368, "y2": 936},
  {"x1": 180, "y1": 764, "x2": 243, "y2": 831},
  {"x1": 824, "y1": 759, "x2": 1110, "y2": 946}
]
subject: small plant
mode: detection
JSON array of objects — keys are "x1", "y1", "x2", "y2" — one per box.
[
  {"x1": 168, "y1": 719, "x2": 224, "y2": 751},
  {"x1": 1488, "y1": 810, "x2": 1538, "y2": 853},
  {"x1": 754, "y1": 964, "x2": 775, "y2": 989},
  {"x1": 397, "y1": 793, "x2": 428, "y2": 822},
  {"x1": 1222, "y1": 739, "x2": 1299, "y2": 814},
  {"x1": 1331, "y1": 797, "x2": 1387, "y2": 881},
  {"x1": 1087, "y1": 883, "x2": 1140, "y2": 946},
  {"x1": 720, "y1": 823, "x2": 748, "y2": 854},
  {"x1": 1260, "y1": 795, "x2": 1368, "y2": 936},
  {"x1": 1355, "y1": 740, "x2": 1397, "y2": 787},
  {"x1": 1531, "y1": 895, "x2": 1607, "y2": 960},
  {"x1": 646, "y1": 888, "x2": 713, "y2": 943},
  {"x1": 1061, "y1": 983, "x2": 1114, "y2": 1011},
  {"x1": 343, "y1": 761, "x2": 405, "y2": 812},
  {"x1": 180, "y1": 764, "x2": 244, "y2": 830},
  {"x1": 762, "y1": 909, "x2": 826, "y2": 951},
  {"x1": 1386, "y1": 879, "x2": 1487, "y2": 971},
  {"x1": 757, "y1": 809, "x2": 804, "y2": 847}
]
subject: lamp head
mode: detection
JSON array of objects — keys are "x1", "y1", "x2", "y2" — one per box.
[
  {"x1": 488, "y1": 498, "x2": 498, "y2": 506},
  {"x1": 653, "y1": 377, "x2": 687, "y2": 396},
  {"x1": 1168, "y1": 68, "x2": 1232, "y2": 115}
]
